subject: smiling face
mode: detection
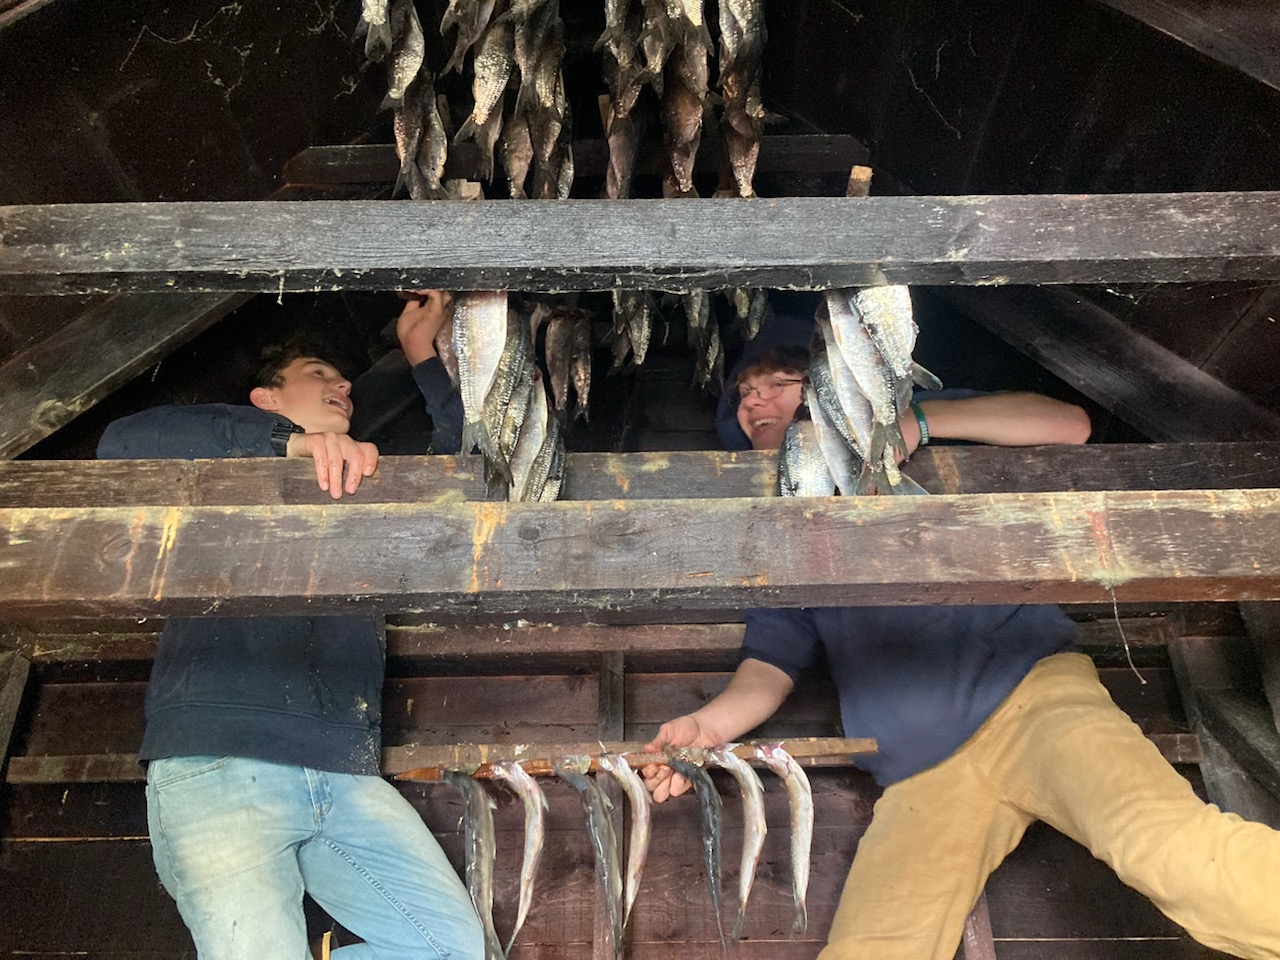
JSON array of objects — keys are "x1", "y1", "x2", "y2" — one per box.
[
  {"x1": 249, "y1": 357, "x2": 353, "y2": 434},
  {"x1": 735, "y1": 368, "x2": 806, "y2": 451}
]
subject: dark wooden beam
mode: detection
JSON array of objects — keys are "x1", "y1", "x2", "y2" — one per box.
[
  {"x1": 281, "y1": 135, "x2": 871, "y2": 185},
  {"x1": 5, "y1": 193, "x2": 1280, "y2": 295},
  {"x1": 1197, "y1": 690, "x2": 1280, "y2": 801},
  {"x1": 1239, "y1": 602, "x2": 1280, "y2": 734},
  {"x1": 0, "y1": 292, "x2": 254, "y2": 459},
  {"x1": 3, "y1": 443, "x2": 1280, "y2": 510},
  {"x1": 0, "y1": 489, "x2": 1278, "y2": 618},
  {"x1": 927, "y1": 286, "x2": 1280, "y2": 442},
  {"x1": 0, "y1": 650, "x2": 30, "y2": 768},
  {"x1": 0, "y1": 0, "x2": 58, "y2": 31}
]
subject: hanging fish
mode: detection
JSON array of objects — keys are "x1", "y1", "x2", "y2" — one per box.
[
  {"x1": 756, "y1": 743, "x2": 814, "y2": 936},
  {"x1": 597, "y1": 753, "x2": 653, "y2": 928},
  {"x1": 442, "y1": 771, "x2": 504, "y2": 960},
  {"x1": 385, "y1": 0, "x2": 426, "y2": 105},
  {"x1": 554, "y1": 756, "x2": 624, "y2": 960},
  {"x1": 778, "y1": 417, "x2": 835, "y2": 498},
  {"x1": 846, "y1": 285, "x2": 943, "y2": 412},
  {"x1": 490, "y1": 760, "x2": 548, "y2": 956},
  {"x1": 707, "y1": 746, "x2": 767, "y2": 940},
  {"x1": 442, "y1": 0, "x2": 499, "y2": 74},
  {"x1": 453, "y1": 291, "x2": 510, "y2": 474},
  {"x1": 668, "y1": 750, "x2": 726, "y2": 948}
]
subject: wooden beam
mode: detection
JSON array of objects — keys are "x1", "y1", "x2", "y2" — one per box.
[
  {"x1": 1239, "y1": 602, "x2": 1280, "y2": 734},
  {"x1": 927, "y1": 286, "x2": 1280, "y2": 442},
  {"x1": 0, "y1": 0, "x2": 58, "y2": 31},
  {"x1": 0, "y1": 650, "x2": 31, "y2": 773},
  {"x1": 6, "y1": 733, "x2": 1197, "y2": 785},
  {"x1": 281, "y1": 135, "x2": 871, "y2": 185},
  {"x1": 5, "y1": 193, "x2": 1280, "y2": 295},
  {"x1": 0, "y1": 292, "x2": 254, "y2": 459},
  {"x1": 3, "y1": 443, "x2": 1280, "y2": 510},
  {"x1": 1197, "y1": 690, "x2": 1280, "y2": 801},
  {"x1": 0, "y1": 489, "x2": 1279, "y2": 618}
]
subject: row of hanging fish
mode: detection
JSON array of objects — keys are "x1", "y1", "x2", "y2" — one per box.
[
  {"x1": 779, "y1": 286, "x2": 943, "y2": 498},
  {"x1": 450, "y1": 291, "x2": 568, "y2": 498},
  {"x1": 443, "y1": 742, "x2": 814, "y2": 958}
]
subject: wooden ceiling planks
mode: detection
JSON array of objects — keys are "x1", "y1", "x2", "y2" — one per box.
[{"x1": 4, "y1": 192, "x2": 1280, "y2": 295}]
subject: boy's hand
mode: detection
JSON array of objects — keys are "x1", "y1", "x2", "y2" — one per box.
[
  {"x1": 396, "y1": 289, "x2": 453, "y2": 365},
  {"x1": 640, "y1": 715, "x2": 716, "y2": 803},
  {"x1": 287, "y1": 432, "x2": 379, "y2": 499}
]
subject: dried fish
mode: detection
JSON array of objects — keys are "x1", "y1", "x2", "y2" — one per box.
[
  {"x1": 361, "y1": 0, "x2": 394, "y2": 62},
  {"x1": 707, "y1": 746, "x2": 767, "y2": 940},
  {"x1": 385, "y1": 0, "x2": 425, "y2": 104},
  {"x1": 500, "y1": 109, "x2": 534, "y2": 199},
  {"x1": 442, "y1": 771, "x2": 504, "y2": 960},
  {"x1": 570, "y1": 307, "x2": 592, "y2": 421},
  {"x1": 443, "y1": 0, "x2": 499, "y2": 74},
  {"x1": 669, "y1": 751, "x2": 725, "y2": 948},
  {"x1": 490, "y1": 760, "x2": 548, "y2": 955},
  {"x1": 453, "y1": 291, "x2": 509, "y2": 471},
  {"x1": 554, "y1": 756, "x2": 624, "y2": 960},
  {"x1": 456, "y1": 15, "x2": 514, "y2": 138},
  {"x1": 598, "y1": 753, "x2": 653, "y2": 927},
  {"x1": 756, "y1": 743, "x2": 814, "y2": 936},
  {"x1": 807, "y1": 333, "x2": 874, "y2": 495},
  {"x1": 846, "y1": 285, "x2": 943, "y2": 412},
  {"x1": 778, "y1": 417, "x2": 835, "y2": 498}
]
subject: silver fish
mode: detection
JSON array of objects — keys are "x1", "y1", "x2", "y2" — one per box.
[
  {"x1": 570, "y1": 307, "x2": 592, "y2": 422},
  {"x1": 669, "y1": 751, "x2": 725, "y2": 948},
  {"x1": 511, "y1": 0, "x2": 559, "y2": 118},
  {"x1": 477, "y1": 307, "x2": 531, "y2": 485},
  {"x1": 418, "y1": 82, "x2": 450, "y2": 200},
  {"x1": 500, "y1": 110, "x2": 534, "y2": 199},
  {"x1": 362, "y1": 0, "x2": 394, "y2": 62},
  {"x1": 457, "y1": 16, "x2": 514, "y2": 137},
  {"x1": 598, "y1": 753, "x2": 652, "y2": 927},
  {"x1": 442, "y1": 0, "x2": 498, "y2": 74},
  {"x1": 847, "y1": 285, "x2": 943, "y2": 411},
  {"x1": 509, "y1": 368, "x2": 548, "y2": 501},
  {"x1": 490, "y1": 760, "x2": 548, "y2": 955},
  {"x1": 823, "y1": 290, "x2": 908, "y2": 485},
  {"x1": 756, "y1": 743, "x2": 814, "y2": 936},
  {"x1": 707, "y1": 746, "x2": 766, "y2": 940},
  {"x1": 778, "y1": 418, "x2": 834, "y2": 497},
  {"x1": 453, "y1": 291, "x2": 509, "y2": 469},
  {"x1": 554, "y1": 756, "x2": 624, "y2": 960},
  {"x1": 385, "y1": 0, "x2": 425, "y2": 104},
  {"x1": 544, "y1": 308, "x2": 574, "y2": 419},
  {"x1": 443, "y1": 771, "x2": 504, "y2": 960},
  {"x1": 497, "y1": 349, "x2": 535, "y2": 484}
]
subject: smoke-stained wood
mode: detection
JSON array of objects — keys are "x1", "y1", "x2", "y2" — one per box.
[
  {"x1": 5, "y1": 193, "x2": 1280, "y2": 295},
  {"x1": 1, "y1": 490, "x2": 1279, "y2": 618}
]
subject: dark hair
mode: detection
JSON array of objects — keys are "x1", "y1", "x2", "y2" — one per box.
[
  {"x1": 250, "y1": 334, "x2": 348, "y2": 390},
  {"x1": 731, "y1": 344, "x2": 810, "y2": 394}
]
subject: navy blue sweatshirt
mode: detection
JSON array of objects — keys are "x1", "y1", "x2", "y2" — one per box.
[{"x1": 97, "y1": 359, "x2": 463, "y2": 774}]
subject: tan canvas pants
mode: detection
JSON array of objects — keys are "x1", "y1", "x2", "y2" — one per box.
[{"x1": 820, "y1": 652, "x2": 1280, "y2": 960}]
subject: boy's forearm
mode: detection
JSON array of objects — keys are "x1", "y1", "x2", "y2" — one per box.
[
  {"x1": 911, "y1": 392, "x2": 1091, "y2": 449},
  {"x1": 687, "y1": 658, "x2": 794, "y2": 744}
]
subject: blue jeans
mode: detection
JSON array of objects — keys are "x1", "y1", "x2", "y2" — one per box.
[{"x1": 147, "y1": 756, "x2": 483, "y2": 960}]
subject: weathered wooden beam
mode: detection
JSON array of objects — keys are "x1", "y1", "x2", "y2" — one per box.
[
  {"x1": 0, "y1": 649, "x2": 31, "y2": 773},
  {"x1": 929, "y1": 286, "x2": 1280, "y2": 442},
  {"x1": 1, "y1": 489, "x2": 1279, "y2": 618},
  {"x1": 4, "y1": 193, "x2": 1280, "y2": 295},
  {"x1": 0, "y1": 292, "x2": 254, "y2": 459},
  {"x1": 1239, "y1": 602, "x2": 1280, "y2": 734},
  {"x1": 4, "y1": 443, "x2": 1280, "y2": 510},
  {"x1": 1197, "y1": 690, "x2": 1280, "y2": 802},
  {"x1": 281, "y1": 135, "x2": 871, "y2": 185}
]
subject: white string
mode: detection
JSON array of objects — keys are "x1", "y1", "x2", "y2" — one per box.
[{"x1": 1109, "y1": 585, "x2": 1146, "y2": 685}]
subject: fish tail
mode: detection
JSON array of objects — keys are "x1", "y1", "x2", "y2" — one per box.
[
  {"x1": 793, "y1": 902, "x2": 808, "y2": 937},
  {"x1": 912, "y1": 362, "x2": 943, "y2": 391},
  {"x1": 364, "y1": 20, "x2": 393, "y2": 61},
  {"x1": 467, "y1": 419, "x2": 513, "y2": 485},
  {"x1": 731, "y1": 906, "x2": 746, "y2": 941},
  {"x1": 454, "y1": 115, "x2": 479, "y2": 145},
  {"x1": 888, "y1": 473, "x2": 930, "y2": 495}
]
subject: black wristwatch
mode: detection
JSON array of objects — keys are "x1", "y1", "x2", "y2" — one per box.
[{"x1": 270, "y1": 420, "x2": 305, "y2": 457}]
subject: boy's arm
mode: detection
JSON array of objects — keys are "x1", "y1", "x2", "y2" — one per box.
[
  {"x1": 398, "y1": 290, "x2": 465, "y2": 455},
  {"x1": 98, "y1": 403, "x2": 378, "y2": 499},
  {"x1": 641, "y1": 657, "x2": 794, "y2": 802},
  {"x1": 96, "y1": 404, "x2": 281, "y2": 460},
  {"x1": 899, "y1": 391, "x2": 1091, "y2": 454}
]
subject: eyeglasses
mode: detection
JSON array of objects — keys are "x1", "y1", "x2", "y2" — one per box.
[{"x1": 736, "y1": 377, "x2": 805, "y2": 402}]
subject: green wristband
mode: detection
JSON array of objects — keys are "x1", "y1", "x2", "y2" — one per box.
[{"x1": 910, "y1": 402, "x2": 930, "y2": 445}]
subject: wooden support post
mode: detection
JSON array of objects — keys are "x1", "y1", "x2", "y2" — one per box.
[
  {"x1": 1167, "y1": 633, "x2": 1280, "y2": 826},
  {"x1": 0, "y1": 649, "x2": 32, "y2": 807},
  {"x1": 1239, "y1": 602, "x2": 1280, "y2": 734}
]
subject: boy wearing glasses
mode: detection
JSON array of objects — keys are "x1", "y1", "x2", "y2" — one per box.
[{"x1": 642, "y1": 336, "x2": 1280, "y2": 960}]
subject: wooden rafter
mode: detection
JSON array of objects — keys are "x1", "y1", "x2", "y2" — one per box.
[
  {"x1": 0, "y1": 487, "x2": 1278, "y2": 618},
  {"x1": 4, "y1": 192, "x2": 1280, "y2": 295}
]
